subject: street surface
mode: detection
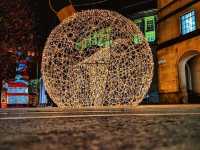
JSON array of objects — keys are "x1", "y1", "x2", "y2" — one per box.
[{"x1": 0, "y1": 105, "x2": 200, "y2": 150}]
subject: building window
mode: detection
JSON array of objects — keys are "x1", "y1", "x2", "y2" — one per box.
[
  {"x1": 134, "y1": 19, "x2": 144, "y2": 33},
  {"x1": 146, "y1": 20, "x2": 154, "y2": 32},
  {"x1": 181, "y1": 11, "x2": 196, "y2": 35},
  {"x1": 134, "y1": 16, "x2": 156, "y2": 43},
  {"x1": 144, "y1": 16, "x2": 156, "y2": 42}
]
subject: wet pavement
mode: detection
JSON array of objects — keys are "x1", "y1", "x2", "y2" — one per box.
[{"x1": 0, "y1": 105, "x2": 200, "y2": 150}]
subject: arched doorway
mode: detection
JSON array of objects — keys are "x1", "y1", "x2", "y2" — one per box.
[{"x1": 179, "y1": 51, "x2": 200, "y2": 103}]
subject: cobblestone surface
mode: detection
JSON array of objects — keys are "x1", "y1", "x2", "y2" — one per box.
[{"x1": 0, "y1": 105, "x2": 200, "y2": 150}]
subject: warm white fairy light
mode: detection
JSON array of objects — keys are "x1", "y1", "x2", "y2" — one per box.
[{"x1": 42, "y1": 9, "x2": 153, "y2": 108}]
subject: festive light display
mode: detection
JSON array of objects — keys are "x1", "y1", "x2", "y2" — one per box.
[{"x1": 42, "y1": 9, "x2": 154, "y2": 108}]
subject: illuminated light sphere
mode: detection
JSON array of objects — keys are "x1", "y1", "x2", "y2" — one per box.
[{"x1": 42, "y1": 9, "x2": 154, "y2": 108}]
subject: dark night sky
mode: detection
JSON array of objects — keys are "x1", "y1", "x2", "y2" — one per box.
[
  {"x1": 0, "y1": 0, "x2": 156, "y2": 53},
  {"x1": 51, "y1": 0, "x2": 156, "y2": 15}
]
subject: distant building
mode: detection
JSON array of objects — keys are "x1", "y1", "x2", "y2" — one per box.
[
  {"x1": 157, "y1": 0, "x2": 200, "y2": 103},
  {"x1": 122, "y1": 0, "x2": 159, "y2": 103},
  {"x1": 131, "y1": 9, "x2": 159, "y2": 103},
  {"x1": 133, "y1": 10, "x2": 157, "y2": 44}
]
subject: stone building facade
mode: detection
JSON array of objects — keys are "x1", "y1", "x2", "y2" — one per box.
[{"x1": 157, "y1": 0, "x2": 200, "y2": 103}]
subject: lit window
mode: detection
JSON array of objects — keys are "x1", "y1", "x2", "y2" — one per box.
[
  {"x1": 181, "y1": 11, "x2": 196, "y2": 35},
  {"x1": 134, "y1": 16, "x2": 156, "y2": 43},
  {"x1": 134, "y1": 19, "x2": 144, "y2": 33},
  {"x1": 146, "y1": 20, "x2": 154, "y2": 32},
  {"x1": 144, "y1": 16, "x2": 156, "y2": 42}
]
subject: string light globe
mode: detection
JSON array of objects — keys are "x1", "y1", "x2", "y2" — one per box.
[{"x1": 42, "y1": 9, "x2": 154, "y2": 108}]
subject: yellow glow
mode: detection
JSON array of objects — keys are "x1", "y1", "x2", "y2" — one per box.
[{"x1": 42, "y1": 9, "x2": 153, "y2": 108}]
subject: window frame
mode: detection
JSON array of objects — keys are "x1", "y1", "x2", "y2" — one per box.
[
  {"x1": 144, "y1": 16, "x2": 156, "y2": 43},
  {"x1": 134, "y1": 18, "x2": 145, "y2": 33},
  {"x1": 146, "y1": 19, "x2": 155, "y2": 32},
  {"x1": 180, "y1": 10, "x2": 197, "y2": 35}
]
